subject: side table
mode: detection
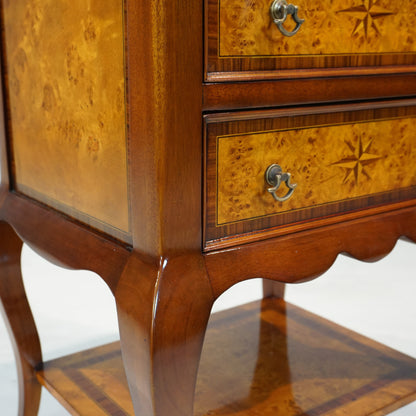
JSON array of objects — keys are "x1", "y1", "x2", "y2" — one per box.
[{"x1": 0, "y1": 0, "x2": 415, "y2": 415}]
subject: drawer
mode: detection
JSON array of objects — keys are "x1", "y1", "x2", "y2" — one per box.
[
  {"x1": 204, "y1": 101, "x2": 416, "y2": 250},
  {"x1": 206, "y1": 0, "x2": 416, "y2": 81}
]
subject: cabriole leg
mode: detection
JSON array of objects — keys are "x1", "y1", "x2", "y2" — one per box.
[
  {"x1": 116, "y1": 253, "x2": 214, "y2": 416},
  {"x1": 0, "y1": 221, "x2": 42, "y2": 416}
]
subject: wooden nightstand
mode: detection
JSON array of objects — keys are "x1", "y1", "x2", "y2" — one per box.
[{"x1": 0, "y1": 0, "x2": 415, "y2": 415}]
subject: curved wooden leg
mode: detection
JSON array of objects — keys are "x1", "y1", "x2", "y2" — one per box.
[
  {"x1": 115, "y1": 253, "x2": 214, "y2": 416},
  {"x1": 0, "y1": 221, "x2": 42, "y2": 416},
  {"x1": 263, "y1": 279, "x2": 285, "y2": 299}
]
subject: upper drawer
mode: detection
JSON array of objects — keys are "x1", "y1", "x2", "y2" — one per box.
[
  {"x1": 205, "y1": 0, "x2": 416, "y2": 81},
  {"x1": 204, "y1": 101, "x2": 416, "y2": 250}
]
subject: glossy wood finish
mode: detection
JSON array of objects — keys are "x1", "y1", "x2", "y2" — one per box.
[
  {"x1": 205, "y1": 205, "x2": 416, "y2": 297},
  {"x1": 203, "y1": 73, "x2": 416, "y2": 111},
  {"x1": 0, "y1": 0, "x2": 206, "y2": 414},
  {"x1": 0, "y1": 222, "x2": 42, "y2": 416},
  {"x1": 1, "y1": 191, "x2": 412, "y2": 416},
  {"x1": 206, "y1": 0, "x2": 416, "y2": 80},
  {"x1": 196, "y1": 298, "x2": 416, "y2": 415},
  {"x1": 216, "y1": 115, "x2": 416, "y2": 224},
  {"x1": 115, "y1": 253, "x2": 214, "y2": 416},
  {"x1": 0, "y1": 56, "x2": 9, "y2": 205},
  {"x1": 125, "y1": 0, "x2": 204, "y2": 255},
  {"x1": 2, "y1": 0, "x2": 130, "y2": 242},
  {"x1": 218, "y1": 0, "x2": 416, "y2": 55},
  {"x1": 205, "y1": 101, "x2": 416, "y2": 247},
  {"x1": 36, "y1": 299, "x2": 416, "y2": 416},
  {"x1": 38, "y1": 343, "x2": 133, "y2": 415},
  {"x1": 0, "y1": 193, "x2": 131, "y2": 294},
  {"x1": 0, "y1": 0, "x2": 415, "y2": 415}
]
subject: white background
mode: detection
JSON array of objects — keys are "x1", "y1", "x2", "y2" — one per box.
[{"x1": 0, "y1": 239, "x2": 415, "y2": 415}]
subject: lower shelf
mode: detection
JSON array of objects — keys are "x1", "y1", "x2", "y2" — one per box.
[{"x1": 36, "y1": 298, "x2": 416, "y2": 416}]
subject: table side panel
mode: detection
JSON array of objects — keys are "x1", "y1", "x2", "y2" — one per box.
[{"x1": 1, "y1": 0, "x2": 131, "y2": 242}]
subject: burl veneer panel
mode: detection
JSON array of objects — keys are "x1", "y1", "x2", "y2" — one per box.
[
  {"x1": 38, "y1": 343, "x2": 134, "y2": 415},
  {"x1": 206, "y1": 0, "x2": 416, "y2": 77},
  {"x1": 37, "y1": 299, "x2": 416, "y2": 415},
  {"x1": 196, "y1": 299, "x2": 416, "y2": 415},
  {"x1": 217, "y1": 118, "x2": 416, "y2": 225},
  {"x1": 205, "y1": 103, "x2": 416, "y2": 246},
  {"x1": 219, "y1": 0, "x2": 416, "y2": 56},
  {"x1": 2, "y1": 0, "x2": 130, "y2": 241}
]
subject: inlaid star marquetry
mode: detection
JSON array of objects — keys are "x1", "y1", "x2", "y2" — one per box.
[
  {"x1": 332, "y1": 138, "x2": 383, "y2": 185},
  {"x1": 337, "y1": 1, "x2": 394, "y2": 38}
]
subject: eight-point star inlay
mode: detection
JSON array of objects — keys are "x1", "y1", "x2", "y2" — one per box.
[
  {"x1": 337, "y1": 0, "x2": 394, "y2": 38},
  {"x1": 332, "y1": 138, "x2": 383, "y2": 185}
]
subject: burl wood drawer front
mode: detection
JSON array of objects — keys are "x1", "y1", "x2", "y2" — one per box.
[
  {"x1": 2, "y1": 0, "x2": 131, "y2": 243},
  {"x1": 206, "y1": 0, "x2": 416, "y2": 80},
  {"x1": 204, "y1": 102, "x2": 416, "y2": 249}
]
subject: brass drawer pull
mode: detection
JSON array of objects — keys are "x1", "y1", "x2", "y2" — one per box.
[
  {"x1": 265, "y1": 164, "x2": 297, "y2": 202},
  {"x1": 270, "y1": 0, "x2": 304, "y2": 37}
]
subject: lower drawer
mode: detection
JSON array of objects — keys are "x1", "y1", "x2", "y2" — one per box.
[{"x1": 204, "y1": 101, "x2": 416, "y2": 250}]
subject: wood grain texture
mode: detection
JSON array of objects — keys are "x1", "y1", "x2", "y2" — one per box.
[
  {"x1": 0, "y1": 221, "x2": 42, "y2": 416},
  {"x1": 125, "y1": 0, "x2": 204, "y2": 255},
  {"x1": 219, "y1": 0, "x2": 416, "y2": 56},
  {"x1": 196, "y1": 298, "x2": 416, "y2": 416},
  {"x1": 37, "y1": 299, "x2": 416, "y2": 416},
  {"x1": 205, "y1": 101, "x2": 416, "y2": 246},
  {"x1": 217, "y1": 118, "x2": 416, "y2": 224},
  {"x1": 38, "y1": 343, "x2": 133, "y2": 415},
  {"x1": 0, "y1": 0, "x2": 415, "y2": 414},
  {"x1": 0, "y1": 193, "x2": 131, "y2": 295},
  {"x1": 205, "y1": 205, "x2": 416, "y2": 297},
  {"x1": 0, "y1": 55, "x2": 9, "y2": 206},
  {"x1": 206, "y1": 0, "x2": 416, "y2": 79},
  {"x1": 0, "y1": 0, "x2": 205, "y2": 253},
  {"x1": 115, "y1": 253, "x2": 214, "y2": 416},
  {"x1": 2, "y1": 0, "x2": 130, "y2": 241},
  {"x1": 202, "y1": 73, "x2": 416, "y2": 111}
]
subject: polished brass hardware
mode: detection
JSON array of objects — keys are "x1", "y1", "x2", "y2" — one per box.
[
  {"x1": 265, "y1": 164, "x2": 297, "y2": 202},
  {"x1": 270, "y1": 0, "x2": 304, "y2": 37}
]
